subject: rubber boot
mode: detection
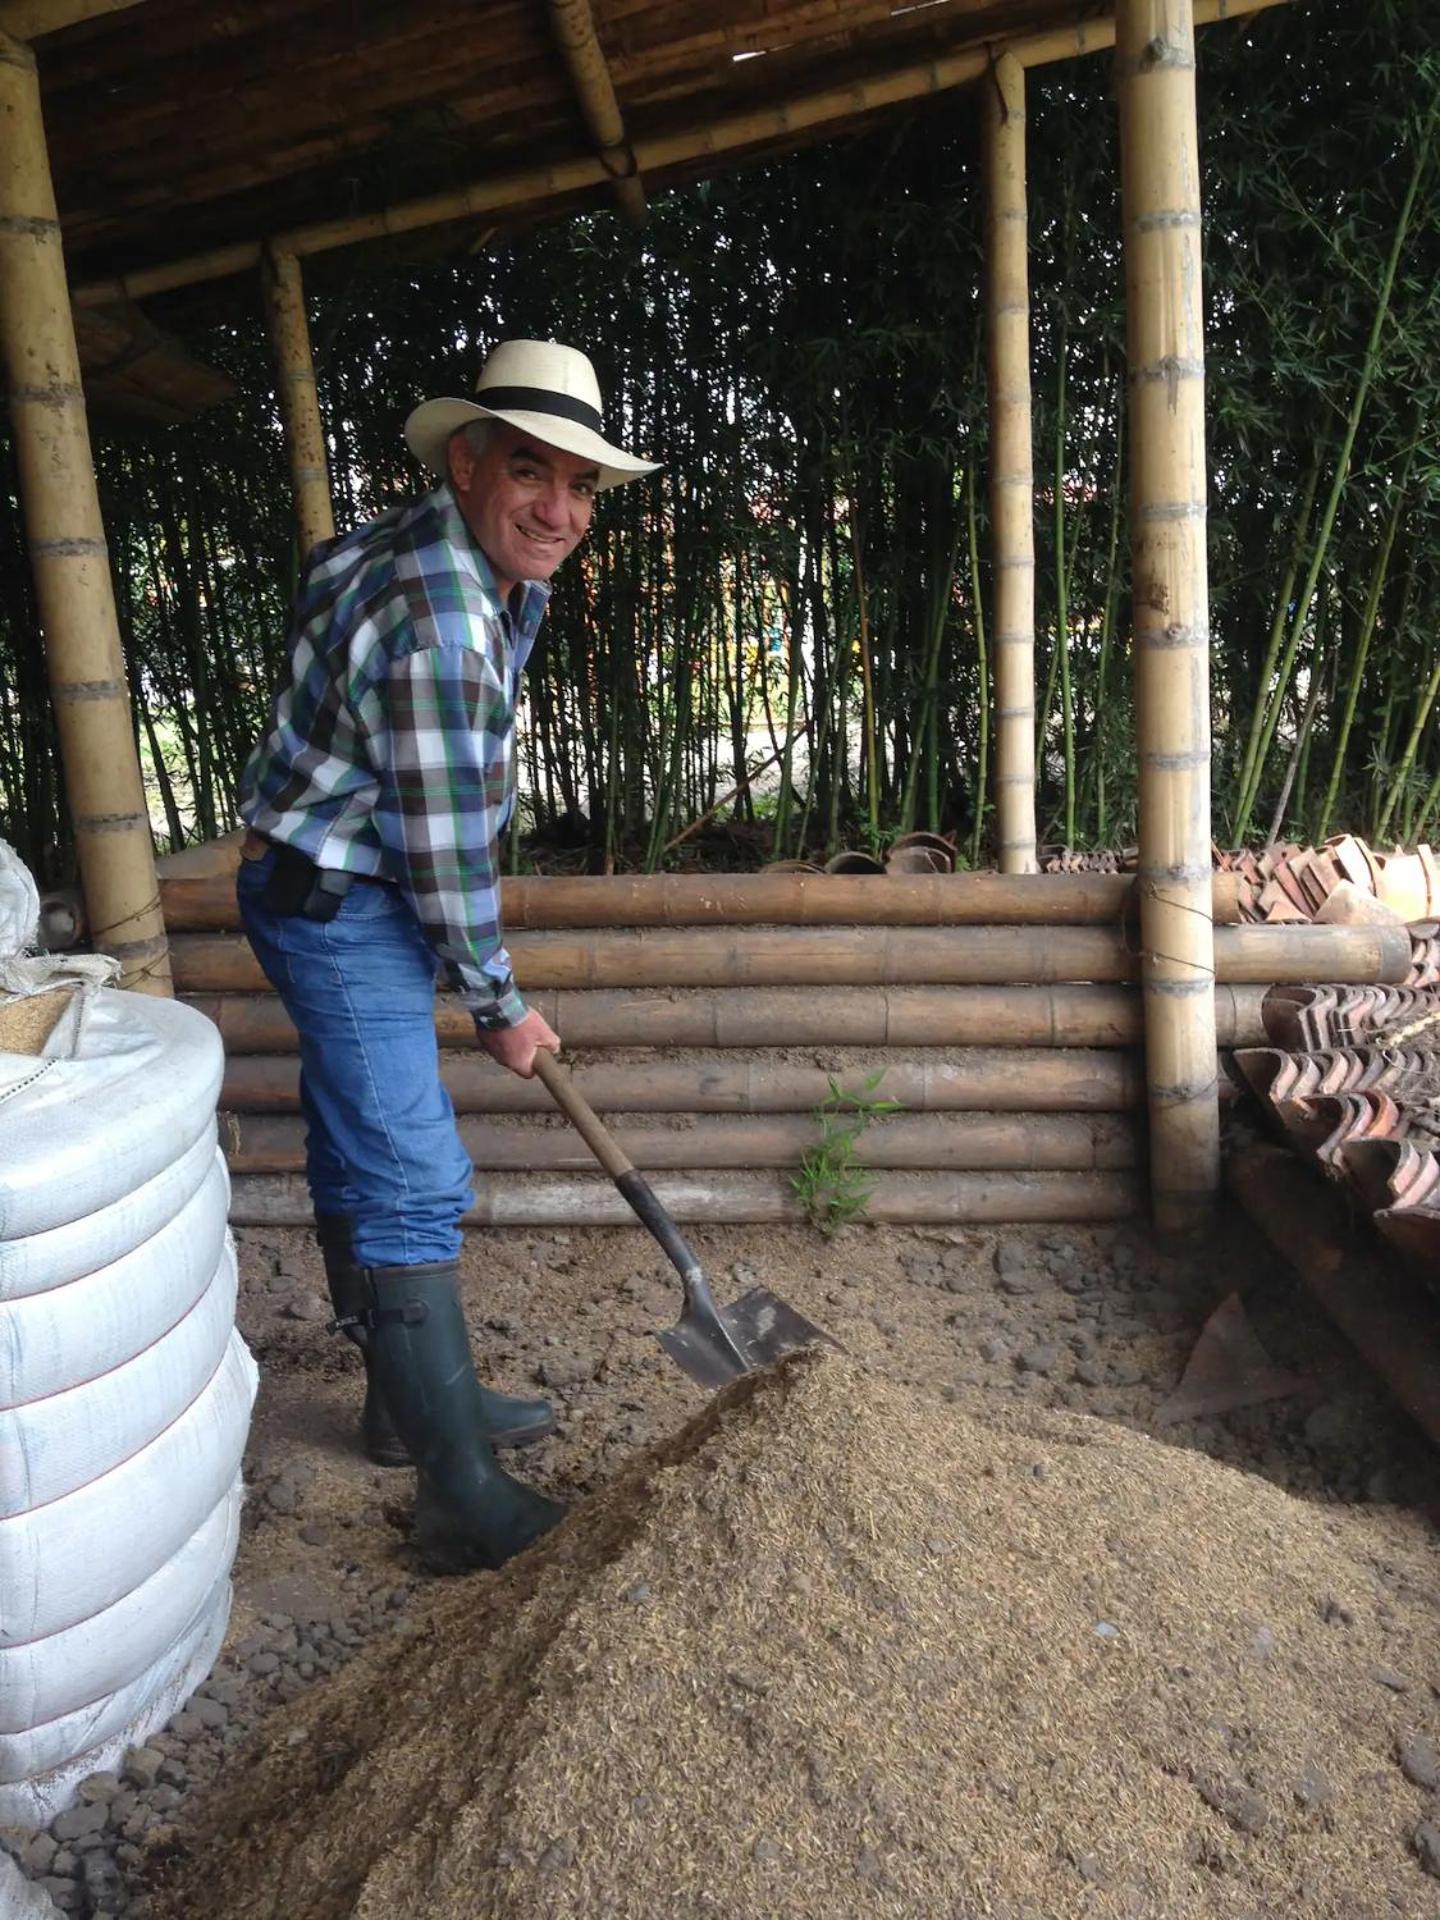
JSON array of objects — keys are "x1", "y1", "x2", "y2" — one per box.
[
  {"x1": 315, "y1": 1216, "x2": 555, "y2": 1466},
  {"x1": 363, "y1": 1260, "x2": 566, "y2": 1574}
]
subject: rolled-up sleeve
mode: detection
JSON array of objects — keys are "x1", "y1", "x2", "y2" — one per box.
[{"x1": 372, "y1": 643, "x2": 526, "y2": 1031}]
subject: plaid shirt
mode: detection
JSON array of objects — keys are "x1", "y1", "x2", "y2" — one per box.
[{"x1": 238, "y1": 483, "x2": 548, "y2": 1030}]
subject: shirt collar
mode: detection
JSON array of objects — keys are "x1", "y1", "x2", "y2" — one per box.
[{"x1": 426, "y1": 483, "x2": 552, "y2": 640}]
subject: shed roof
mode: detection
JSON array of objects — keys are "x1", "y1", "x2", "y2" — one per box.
[{"x1": 10, "y1": 0, "x2": 1283, "y2": 300}]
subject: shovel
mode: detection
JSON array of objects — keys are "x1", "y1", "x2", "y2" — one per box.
[{"x1": 532, "y1": 1050, "x2": 832, "y2": 1389}]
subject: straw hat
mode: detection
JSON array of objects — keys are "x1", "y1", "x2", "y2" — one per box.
[{"x1": 404, "y1": 339, "x2": 658, "y2": 491}]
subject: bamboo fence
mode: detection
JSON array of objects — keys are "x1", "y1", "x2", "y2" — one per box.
[
  {"x1": 186, "y1": 982, "x2": 1269, "y2": 1054},
  {"x1": 168, "y1": 921, "x2": 1413, "y2": 995},
  {"x1": 228, "y1": 1169, "x2": 1143, "y2": 1230},
  {"x1": 156, "y1": 849, "x2": 1412, "y2": 1226},
  {"x1": 159, "y1": 852, "x2": 1249, "y2": 932}
]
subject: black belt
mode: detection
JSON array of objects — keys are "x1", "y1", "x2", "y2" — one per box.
[{"x1": 245, "y1": 832, "x2": 387, "y2": 924}]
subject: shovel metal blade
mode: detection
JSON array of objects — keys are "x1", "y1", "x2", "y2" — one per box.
[{"x1": 657, "y1": 1286, "x2": 835, "y2": 1390}]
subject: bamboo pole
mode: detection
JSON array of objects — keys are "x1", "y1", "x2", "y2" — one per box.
[
  {"x1": 171, "y1": 921, "x2": 1413, "y2": 995},
  {"x1": 984, "y1": 51, "x2": 1038, "y2": 875},
  {"x1": 69, "y1": 0, "x2": 1292, "y2": 309},
  {"x1": 260, "y1": 246, "x2": 335, "y2": 560},
  {"x1": 0, "y1": 0, "x2": 143, "y2": 35},
  {"x1": 1117, "y1": 0, "x2": 1217, "y2": 1235},
  {"x1": 155, "y1": 840, "x2": 1249, "y2": 929},
  {"x1": 0, "y1": 29, "x2": 170, "y2": 993},
  {"x1": 222, "y1": 1110, "x2": 1141, "y2": 1176},
  {"x1": 546, "y1": 0, "x2": 646, "y2": 227},
  {"x1": 222, "y1": 1049, "x2": 1149, "y2": 1116},
  {"x1": 185, "y1": 982, "x2": 1270, "y2": 1055},
  {"x1": 228, "y1": 1168, "x2": 1142, "y2": 1229}
]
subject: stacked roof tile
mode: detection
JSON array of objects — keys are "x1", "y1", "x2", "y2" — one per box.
[
  {"x1": 1232, "y1": 981, "x2": 1440, "y2": 1290},
  {"x1": 1042, "y1": 837, "x2": 1440, "y2": 929}
]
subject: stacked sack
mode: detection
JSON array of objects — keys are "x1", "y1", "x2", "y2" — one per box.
[{"x1": 0, "y1": 842, "x2": 255, "y2": 1825}]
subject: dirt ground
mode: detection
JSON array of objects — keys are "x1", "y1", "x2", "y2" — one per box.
[{"x1": 8, "y1": 1206, "x2": 1439, "y2": 1916}]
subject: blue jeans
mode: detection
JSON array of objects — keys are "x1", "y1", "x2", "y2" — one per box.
[{"x1": 236, "y1": 848, "x2": 474, "y2": 1266}]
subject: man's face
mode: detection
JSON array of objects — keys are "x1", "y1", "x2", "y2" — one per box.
[{"x1": 447, "y1": 422, "x2": 599, "y2": 597}]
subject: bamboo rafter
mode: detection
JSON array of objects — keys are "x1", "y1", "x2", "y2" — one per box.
[
  {"x1": 0, "y1": 0, "x2": 141, "y2": 37},
  {"x1": 546, "y1": 0, "x2": 647, "y2": 228},
  {"x1": 70, "y1": 0, "x2": 1291, "y2": 307}
]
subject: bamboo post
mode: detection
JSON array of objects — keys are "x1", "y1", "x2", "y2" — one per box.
[
  {"x1": 1117, "y1": 0, "x2": 1217, "y2": 1235},
  {"x1": 984, "y1": 52, "x2": 1038, "y2": 875},
  {"x1": 0, "y1": 29, "x2": 170, "y2": 992},
  {"x1": 261, "y1": 245, "x2": 335, "y2": 559}
]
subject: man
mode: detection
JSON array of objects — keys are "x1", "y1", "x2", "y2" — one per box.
[{"x1": 236, "y1": 340, "x2": 658, "y2": 1574}]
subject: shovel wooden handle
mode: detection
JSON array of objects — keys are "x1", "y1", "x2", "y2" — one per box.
[
  {"x1": 531, "y1": 1049, "x2": 633, "y2": 1180},
  {"x1": 531, "y1": 1051, "x2": 712, "y2": 1295}
]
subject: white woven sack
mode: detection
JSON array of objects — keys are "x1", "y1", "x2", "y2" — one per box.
[
  {"x1": 0, "y1": 1238, "x2": 237, "y2": 1516},
  {"x1": 0, "y1": 1481, "x2": 240, "y2": 1735},
  {"x1": 0, "y1": 1171, "x2": 229, "y2": 1408},
  {"x1": 0, "y1": 1330, "x2": 256, "y2": 1645},
  {"x1": 0, "y1": 992, "x2": 222, "y2": 1240},
  {"x1": 0, "y1": 1568, "x2": 233, "y2": 1824},
  {"x1": 0, "y1": 1129, "x2": 223, "y2": 1304},
  {"x1": 0, "y1": 1849, "x2": 62, "y2": 1917},
  {"x1": 0, "y1": 840, "x2": 39, "y2": 961}
]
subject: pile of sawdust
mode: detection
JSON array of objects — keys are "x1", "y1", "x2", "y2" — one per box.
[{"x1": 151, "y1": 1353, "x2": 1440, "y2": 1920}]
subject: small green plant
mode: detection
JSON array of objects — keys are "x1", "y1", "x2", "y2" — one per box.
[{"x1": 791, "y1": 1072, "x2": 901, "y2": 1236}]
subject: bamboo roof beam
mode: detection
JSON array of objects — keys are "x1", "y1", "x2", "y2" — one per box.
[
  {"x1": 70, "y1": 0, "x2": 1291, "y2": 308},
  {"x1": 0, "y1": 26, "x2": 170, "y2": 994},
  {"x1": 546, "y1": 0, "x2": 646, "y2": 228},
  {"x1": 261, "y1": 245, "x2": 335, "y2": 558},
  {"x1": 0, "y1": 0, "x2": 142, "y2": 38},
  {"x1": 1117, "y1": 0, "x2": 1218, "y2": 1236},
  {"x1": 984, "y1": 49, "x2": 1038, "y2": 876}
]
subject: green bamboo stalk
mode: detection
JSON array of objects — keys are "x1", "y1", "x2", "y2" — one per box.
[
  {"x1": 966, "y1": 458, "x2": 989, "y2": 868},
  {"x1": 844, "y1": 470, "x2": 881, "y2": 848},
  {"x1": 1314, "y1": 460, "x2": 1411, "y2": 841},
  {"x1": 898, "y1": 497, "x2": 957, "y2": 836},
  {"x1": 1084, "y1": 379, "x2": 1124, "y2": 847},
  {"x1": 1266, "y1": 583, "x2": 1329, "y2": 846},
  {"x1": 1232, "y1": 126, "x2": 1431, "y2": 846},
  {"x1": 1229, "y1": 447, "x2": 1323, "y2": 840},
  {"x1": 1376, "y1": 643, "x2": 1440, "y2": 842},
  {"x1": 1053, "y1": 333, "x2": 1075, "y2": 847}
]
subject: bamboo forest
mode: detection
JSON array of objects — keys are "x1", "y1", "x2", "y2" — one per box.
[{"x1": 1, "y1": 0, "x2": 1436, "y2": 886}]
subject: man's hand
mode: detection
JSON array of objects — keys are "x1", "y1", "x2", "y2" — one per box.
[{"x1": 477, "y1": 1007, "x2": 560, "y2": 1078}]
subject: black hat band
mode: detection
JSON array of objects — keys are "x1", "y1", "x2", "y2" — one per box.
[{"x1": 477, "y1": 386, "x2": 604, "y2": 434}]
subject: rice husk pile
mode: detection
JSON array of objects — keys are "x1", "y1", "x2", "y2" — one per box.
[{"x1": 151, "y1": 1353, "x2": 1440, "y2": 1920}]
